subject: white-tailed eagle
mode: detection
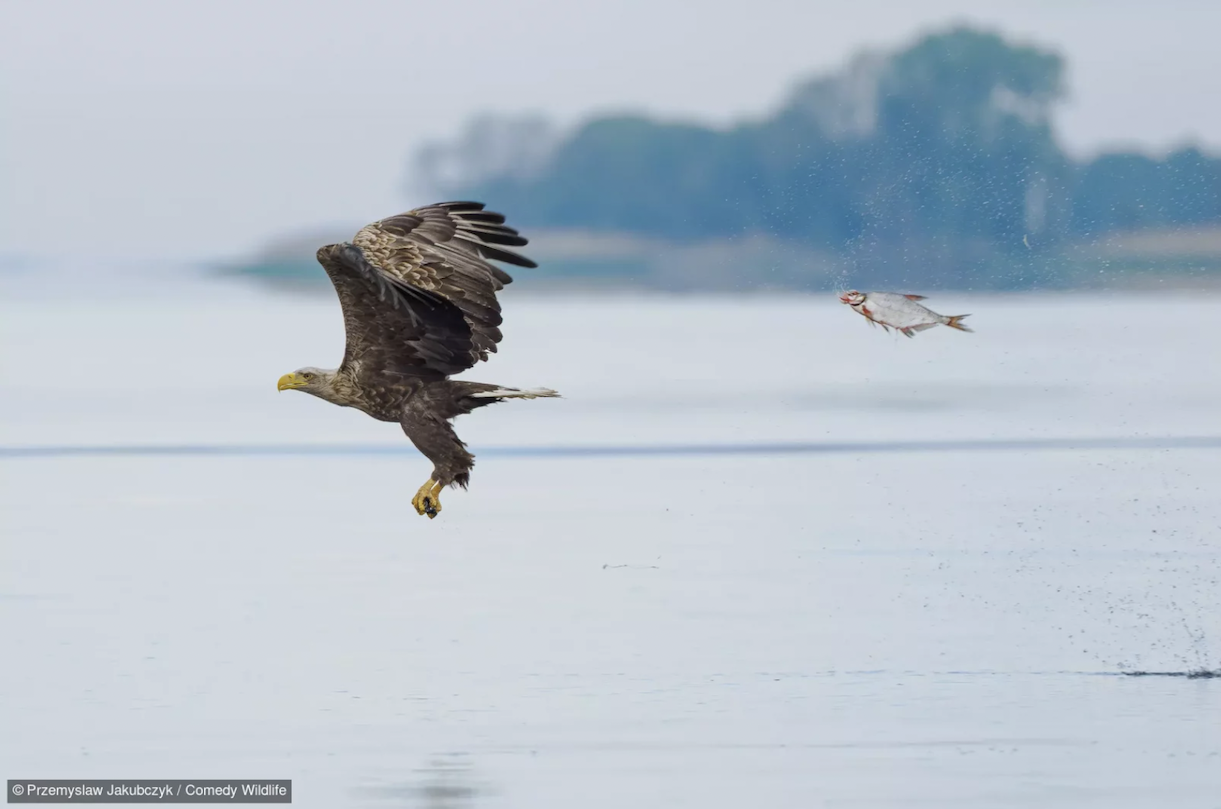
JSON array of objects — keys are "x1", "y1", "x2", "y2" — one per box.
[{"x1": 277, "y1": 201, "x2": 558, "y2": 519}]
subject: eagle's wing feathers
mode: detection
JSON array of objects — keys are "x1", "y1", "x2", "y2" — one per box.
[
  {"x1": 316, "y1": 202, "x2": 536, "y2": 383},
  {"x1": 316, "y1": 243, "x2": 474, "y2": 382}
]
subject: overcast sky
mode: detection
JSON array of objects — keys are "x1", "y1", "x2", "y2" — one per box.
[{"x1": 1, "y1": 0, "x2": 1218, "y2": 261}]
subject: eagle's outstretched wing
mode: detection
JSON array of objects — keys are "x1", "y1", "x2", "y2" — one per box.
[{"x1": 315, "y1": 201, "x2": 537, "y2": 383}]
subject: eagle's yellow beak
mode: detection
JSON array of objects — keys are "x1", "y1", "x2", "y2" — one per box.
[{"x1": 277, "y1": 373, "x2": 306, "y2": 392}]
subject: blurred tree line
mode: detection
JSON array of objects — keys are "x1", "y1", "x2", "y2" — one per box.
[{"x1": 413, "y1": 27, "x2": 1221, "y2": 288}]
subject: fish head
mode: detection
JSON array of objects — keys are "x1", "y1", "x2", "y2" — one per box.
[{"x1": 839, "y1": 290, "x2": 866, "y2": 306}]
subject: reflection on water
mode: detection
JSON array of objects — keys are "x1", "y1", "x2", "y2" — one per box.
[{"x1": 360, "y1": 754, "x2": 488, "y2": 809}]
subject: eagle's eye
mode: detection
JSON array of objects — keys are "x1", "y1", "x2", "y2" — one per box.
[{"x1": 302, "y1": 372, "x2": 315, "y2": 380}]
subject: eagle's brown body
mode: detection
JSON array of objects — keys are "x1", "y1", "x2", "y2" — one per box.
[{"x1": 277, "y1": 201, "x2": 559, "y2": 519}]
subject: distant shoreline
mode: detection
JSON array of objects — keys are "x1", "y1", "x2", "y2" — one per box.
[{"x1": 216, "y1": 224, "x2": 1221, "y2": 294}]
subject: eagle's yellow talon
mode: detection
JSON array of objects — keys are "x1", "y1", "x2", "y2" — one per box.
[{"x1": 412, "y1": 479, "x2": 443, "y2": 519}]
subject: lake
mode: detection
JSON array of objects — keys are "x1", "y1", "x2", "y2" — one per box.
[{"x1": 1, "y1": 271, "x2": 1219, "y2": 807}]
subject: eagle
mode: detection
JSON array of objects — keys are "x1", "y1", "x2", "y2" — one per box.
[{"x1": 276, "y1": 201, "x2": 559, "y2": 520}]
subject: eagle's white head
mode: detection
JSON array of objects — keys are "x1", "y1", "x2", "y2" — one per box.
[{"x1": 277, "y1": 367, "x2": 341, "y2": 402}]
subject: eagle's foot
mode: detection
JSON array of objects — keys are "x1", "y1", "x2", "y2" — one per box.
[{"x1": 411, "y1": 479, "x2": 443, "y2": 519}]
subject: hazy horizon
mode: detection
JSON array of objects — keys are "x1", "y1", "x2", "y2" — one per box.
[{"x1": 3, "y1": 0, "x2": 1221, "y2": 263}]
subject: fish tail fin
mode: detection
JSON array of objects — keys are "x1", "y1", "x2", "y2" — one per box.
[{"x1": 944, "y1": 315, "x2": 973, "y2": 333}]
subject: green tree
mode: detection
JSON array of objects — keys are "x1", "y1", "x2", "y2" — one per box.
[
  {"x1": 1072, "y1": 147, "x2": 1221, "y2": 234},
  {"x1": 417, "y1": 25, "x2": 1221, "y2": 288}
]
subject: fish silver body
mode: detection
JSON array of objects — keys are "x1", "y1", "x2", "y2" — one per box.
[{"x1": 838, "y1": 290, "x2": 973, "y2": 338}]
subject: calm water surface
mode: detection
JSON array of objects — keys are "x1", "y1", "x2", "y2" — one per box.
[{"x1": 2, "y1": 274, "x2": 1219, "y2": 807}]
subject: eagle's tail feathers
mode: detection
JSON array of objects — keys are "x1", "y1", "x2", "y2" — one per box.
[{"x1": 468, "y1": 387, "x2": 561, "y2": 400}]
